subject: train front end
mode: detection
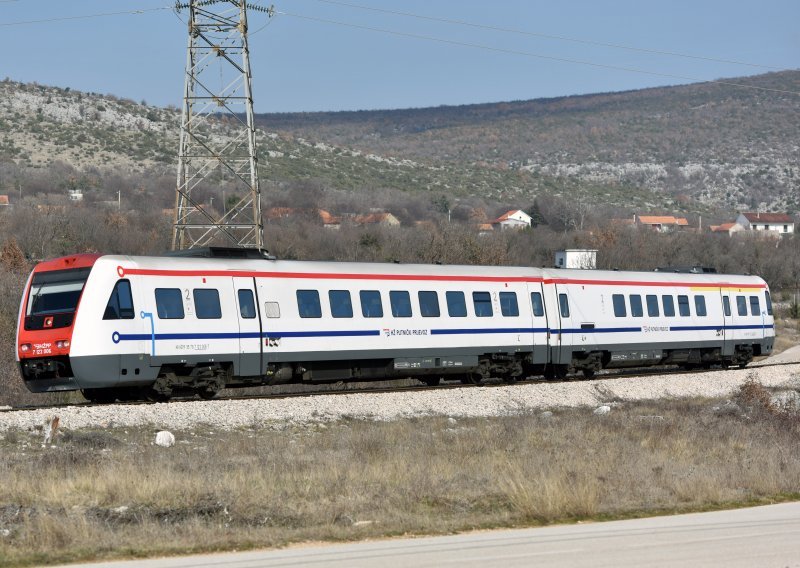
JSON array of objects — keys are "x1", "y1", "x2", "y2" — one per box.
[{"x1": 16, "y1": 254, "x2": 100, "y2": 392}]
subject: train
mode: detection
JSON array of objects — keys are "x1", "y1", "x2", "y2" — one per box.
[{"x1": 17, "y1": 247, "x2": 775, "y2": 402}]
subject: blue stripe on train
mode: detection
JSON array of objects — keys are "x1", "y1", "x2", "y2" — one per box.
[{"x1": 113, "y1": 323, "x2": 774, "y2": 342}]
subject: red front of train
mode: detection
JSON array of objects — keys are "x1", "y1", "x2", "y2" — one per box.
[{"x1": 16, "y1": 254, "x2": 100, "y2": 392}]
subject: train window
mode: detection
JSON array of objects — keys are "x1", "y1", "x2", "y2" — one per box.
[
  {"x1": 155, "y1": 288, "x2": 184, "y2": 320},
  {"x1": 749, "y1": 296, "x2": 761, "y2": 316},
  {"x1": 500, "y1": 292, "x2": 519, "y2": 317},
  {"x1": 329, "y1": 290, "x2": 353, "y2": 318},
  {"x1": 646, "y1": 295, "x2": 659, "y2": 317},
  {"x1": 103, "y1": 279, "x2": 135, "y2": 320},
  {"x1": 473, "y1": 292, "x2": 493, "y2": 317},
  {"x1": 765, "y1": 291, "x2": 773, "y2": 316},
  {"x1": 193, "y1": 289, "x2": 222, "y2": 319},
  {"x1": 677, "y1": 295, "x2": 690, "y2": 317},
  {"x1": 612, "y1": 294, "x2": 626, "y2": 317},
  {"x1": 662, "y1": 295, "x2": 675, "y2": 317},
  {"x1": 446, "y1": 291, "x2": 467, "y2": 317},
  {"x1": 264, "y1": 302, "x2": 280, "y2": 318},
  {"x1": 360, "y1": 290, "x2": 383, "y2": 318},
  {"x1": 418, "y1": 291, "x2": 440, "y2": 317},
  {"x1": 237, "y1": 289, "x2": 256, "y2": 319},
  {"x1": 530, "y1": 292, "x2": 544, "y2": 317},
  {"x1": 559, "y1": 293, "x2": 570, "y2": 318},
  {"x1": 736, "y1": 296, "x2": 747, "y2": 316},
  {"x1": 297, "y1": 290, "x2": 322, "y2": 318},
  {"x1": 723, "y1": 296, "x2": 731, "y2": 317},
  {"x1": 390, "y1": 291, "x2": 412, "y2": 318},
  {"x1": 630, "y1": 295, "x2": 643, "y2": 318},
  {"x1": 695, "y1": 296, "x2": 707, "y2": 317}
]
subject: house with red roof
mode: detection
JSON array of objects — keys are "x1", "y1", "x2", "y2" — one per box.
[
  {"x1": 491, "y1": 209, "x2": 531, "y2": 230},
  {"x1": 735, "y1": 212, "x2": 794, "y2": 236},
  {"x1": 709, "y1": 222, "x2": 745, "y2": 236},
  {"x1": 353, "y1": 212, "x2": 400, "y2": 227},
  {"x1": 636, "y1": 215, "x2": 689, "y2": 232},
  {"x1": 0, "y1": 195, "x2": 9, "y2": 208}
]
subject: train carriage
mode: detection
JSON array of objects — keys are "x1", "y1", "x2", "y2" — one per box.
[{"x1": 16, "y1": 249, "x2": 775, "y2": 402}]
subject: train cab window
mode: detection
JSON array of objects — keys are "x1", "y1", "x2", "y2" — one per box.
[
  {"x1": 750, "y1": 296, "x2": 761, "y2": 316},
  {"x1": 329, "y1": 290, "x2": 353, "y2": 318},
  {"x1": 559, "y1": 293, "x2": 570, "y2": 318},
  {"x1": 677, "y1": 295, "x2": 690, "y2": 317},
  {"x1": 765, "y1": 291, "x2": 773, "y2": 316},
  {"x1": 446, "y1": 291, "x2": 467, "y2": 317},
  {"x1": 390, "y1": 291, "x2": 412, "y2": 317},
  {"x1": 193, "y1": 289, "x2": 222, "y2": 319},
  {"x1": 612, "y1": 294, "x2": 626, "y2": 317},
  {"x1": 155, "y1": 288, "x2": 184, "y2": 320},
  {"x1": 418, "y1": 291, "x2": 440, "y2": 317},
  {"x1": 473, "y1": 292, "x2": 493, "y2": 317},
  {"x1": 530, "y1": 292, "x2": 544, "y2": 317},
  {"x1": 723, "y1": 296, "x2": 731, "y2": 317},
  {"x1": 662, "y1": 295, "x2": 675, "y2": 317},
  {"x1": 237, "y1": 289, "x2": 256, "y2": 319},
  {"x1": 103, "y1": 279, "x2": 135, "y2": 320},
  {"x1": 646, "y1": 295, "x2": 659, "y2": 317},
  {"x1": 630, "y1": 295, "x2": 643, "y2": 318},
  {"x1": 736, "y1": 296, "x2": 747, "y2": 316},
  {"x1": 297, "y1": 290, "x2": 322, "y2": 318},
  {"x1": 499, "y1": 292, "x2": 519, "y2": 317},
  {"x1": 695, "y1": 296, "x2": 707, "y2": 317},
  {"x1": 360, "y1": 290, "x2": 383, "y2": 318}
]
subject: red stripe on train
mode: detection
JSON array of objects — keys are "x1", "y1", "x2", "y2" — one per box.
[{"x1": 120, "y1": 267, "x2": 766, "y2": 289}]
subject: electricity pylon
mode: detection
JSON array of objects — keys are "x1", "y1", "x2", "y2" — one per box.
[{"x1": 172, "y1": 0, "x2": 266, "y2": 250}]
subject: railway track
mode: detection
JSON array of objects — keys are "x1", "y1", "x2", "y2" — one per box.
[{"x1": 3, "y1": 359, "x2": 798, "y2": 414}]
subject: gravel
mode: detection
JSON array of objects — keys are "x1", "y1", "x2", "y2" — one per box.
[{"x1": 2, "y1": 362, "x2": 799, "y2": 433}]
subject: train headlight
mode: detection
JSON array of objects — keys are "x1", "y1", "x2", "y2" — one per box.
[
  {"x1": 20, "y1": 343, "x2": 31, "y2": 353},
  {"x1": 56, "y1": 340, "x2": 70, "y2": 349}
]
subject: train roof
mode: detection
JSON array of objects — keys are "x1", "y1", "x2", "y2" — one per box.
[{"x1": 79, "y1": 253, "x2": 768, "y2": 287}]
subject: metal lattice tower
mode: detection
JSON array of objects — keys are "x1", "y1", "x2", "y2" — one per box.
[{"x1": 172, "y1": 0, "x2": 265, "y2": 250}]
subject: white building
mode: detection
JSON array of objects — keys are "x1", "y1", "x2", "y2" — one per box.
[
  {"x1": 491, "y1": 209, "x2": 532, "y2": 230},
  {"x1": 735, "y1": 212, "x2": 794, "y2": 236},
  {"x1": 68, "y1": 189, "x2": 84, "y2": 202},
  {"x1": 555, "y1": 249, "x2": 597, "y2": 269}
]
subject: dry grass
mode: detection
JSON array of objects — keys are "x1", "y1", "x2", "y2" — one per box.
[{"x1": 2, "y1": 390, "x2": 800, "y2": 566}]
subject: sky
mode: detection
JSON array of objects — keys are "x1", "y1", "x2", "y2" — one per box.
[{"x1": 0, "y1": 0, "x2": 797, "y2": 113}]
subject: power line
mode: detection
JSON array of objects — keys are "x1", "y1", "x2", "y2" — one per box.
[
  {"x1": 275, "y1": 10, "x2": 800, "y2": 97},
  {"x1": 0, "y1": 5, "x2": 172, "y2": 27},
  {"x1": 298, "y1": 0, "x2": 782, "y2": 71}
]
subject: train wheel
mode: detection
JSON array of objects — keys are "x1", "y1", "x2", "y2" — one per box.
[
  {"x1": 582, "y1": 368, "x2": 596, "y2": 380},
  {"x1": 81, "y1": 389, "x2": 117, "y2": 404},
  {"x1": 198, "y1": 389, "x2": 217, "y2": 400},
  {"x1": 460, "y1": 374, "x2": 483, "y2": 385},
  {"x1": 422, "y1": 377, "x2": 441, "y2": 387},
  {"x1": 553, "y1": 365, "x2": 569, "y2": 380}
]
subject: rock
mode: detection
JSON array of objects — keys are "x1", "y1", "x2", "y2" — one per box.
[
  {"x1": 154, "y1": 431, "x2": 175, "y2": 447},
  {"x1": 594, "y1": 405, "x2": 611, "y2": 415},
  {"x1": 0, "y1": 529, "x2": 10, "y2": 538},
  {"x1": 353, "y1": 520, "x2": 375, "y2": 527},
  {"x1": 446, "y1": 417, "x2": 457, "y2": 426},
  {"x1": 770, "y1": 391, "x2": 800, "y2": 410},
  {"x1": 540, "y1": 411, "x2": 554, "y2": 419}
]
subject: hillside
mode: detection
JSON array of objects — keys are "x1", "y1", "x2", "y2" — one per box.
[
  {"x1": 2, "y1": 79, "x2": 672, "y2": 214},
  {"x1": 255, "y1": 71, "x2": 800, "y2": 213}
]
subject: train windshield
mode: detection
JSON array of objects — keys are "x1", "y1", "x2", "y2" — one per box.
[{"x1": 25, "y1": 267, "x2": 91, "y2": 329}]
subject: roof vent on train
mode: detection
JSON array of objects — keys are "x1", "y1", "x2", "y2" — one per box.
[
  {"x1": 162, "y1": 247, "x2": 276, "y2": 260},
  {"x1": 654, "y1": 266, "x2": 717, "y2": 274}
]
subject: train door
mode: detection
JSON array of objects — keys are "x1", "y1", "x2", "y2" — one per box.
[
  {"x1": 232, "y1": 277, "x2": 262, "y2": 377},
  {"x1": 719, "y1": 291, "x2": 733, "y2": 358},
  {"x1": 526, "y1": 282, "x2": 549, "y2": 366},
  {"x1": 552, "y1": 283, "x2": 573, "y2": 365}
]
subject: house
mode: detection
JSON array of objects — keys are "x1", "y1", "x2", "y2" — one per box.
[
  {"x1": 0, "y1": 195, "x2": 9, "y2": 208},
  {"x1": 353, "y1": 212, "x2": 400, "y2": 227},
  {"x1": 555, "y1": 249, "x2": 597, "y2": 270},
  {"x1": 318, "y1": 209, "x2": 341, "y2": 230},
  {"x1": 636, "y1": 215, "x2": 689, "y2": 232},
  {"x1": 68, "y1": 189, "x2": 83, "y2": 202},
  {"x1": 709, "y1": 222, "x2": 745, "y2": 236},
  {"x1": 491, "y1": 209, "x2": 532, "y2": 230},
  {"x1": 735, "y1": 212, "x2": 794, "y2": 236},
  {"x1": 476, "y1": 223, "x2": 494, "y2": 236}
]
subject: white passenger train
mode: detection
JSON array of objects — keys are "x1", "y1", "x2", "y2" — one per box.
[{"x1": 17, "y1": 248, "x2": 775, "y2": 402}]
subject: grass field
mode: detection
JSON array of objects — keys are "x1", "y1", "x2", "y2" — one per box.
[{"x1": 1, "y1": 380, "x2": 799, "y2": 567}]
